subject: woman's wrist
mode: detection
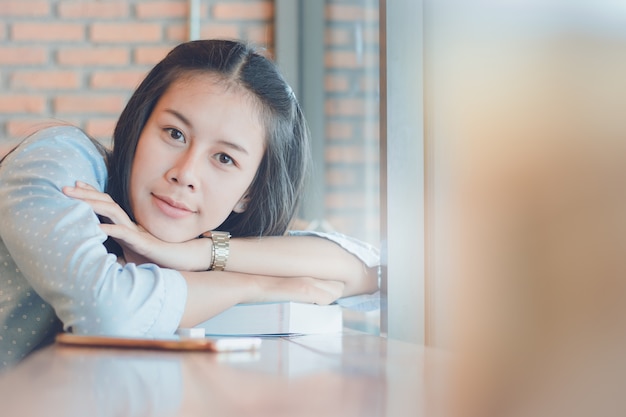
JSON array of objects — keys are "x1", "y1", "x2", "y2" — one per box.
[{"x1": 199, "y1": 231, "x2": 231, "y2": 271}]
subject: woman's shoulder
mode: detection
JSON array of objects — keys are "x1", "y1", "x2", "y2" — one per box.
[
  {"x1": 23, "y1": 125, "x2": 105, "y2": 153},
  {"x1": 8, "y1": 125, "x2": 107, "y2": 166},
  {"x1": 2, "y1": 125, "x2": 109, "y2": 186}
]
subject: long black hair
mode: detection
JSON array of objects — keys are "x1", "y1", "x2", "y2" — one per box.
[{"x1": 106, "y1": 39, "x2": 311, "y2": 239}]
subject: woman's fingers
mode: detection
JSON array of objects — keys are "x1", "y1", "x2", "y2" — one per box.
[
  {"x1": 62, "y1": 181, "x2": 114, "y2": 203},
  {"x1": 256, "y1": 275, "x2": 345, "y2": 305},
  {"x1": 63, "y1": 182, "x2": 136, "y2": 229},
  {"x1": 311, "y1": 279, "x2": 345, "y2": 305},
  {"x1": 64, "y1": 181, "x2": 110, "y2": 202}
]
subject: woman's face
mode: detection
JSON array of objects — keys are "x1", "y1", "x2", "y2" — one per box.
[{"x1": 129, "y1": 74, "x2": 266, "y2": 242}]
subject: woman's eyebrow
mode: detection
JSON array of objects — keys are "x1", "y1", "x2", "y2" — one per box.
[
  {"x1": 164, "y1": 109, "x2": 192, "y2": 128},
  {"x1": 216, "y1": 140, "x2": 249, "y2": 155}
]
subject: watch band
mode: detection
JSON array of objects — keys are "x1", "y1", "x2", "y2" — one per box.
[{"x1": 202, "y1": 231, "x2": 230, "y2": 271}]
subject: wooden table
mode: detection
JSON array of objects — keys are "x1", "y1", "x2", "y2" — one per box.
[{"x1": 0, "y1": 329, "x2": 432, "y2": 417}]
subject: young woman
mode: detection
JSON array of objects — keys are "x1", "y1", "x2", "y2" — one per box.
[{"x1": 0, "y1": 39, "x2": 379, "y2": 371}]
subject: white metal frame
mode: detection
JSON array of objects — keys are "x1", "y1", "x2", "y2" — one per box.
[{"x1": 379, "y1": 0, "x2": 426, "y2": 344}]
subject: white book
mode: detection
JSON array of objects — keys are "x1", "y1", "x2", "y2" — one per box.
[{"x1": 195, "y1": 302, "x2": 343, "y2": 336}]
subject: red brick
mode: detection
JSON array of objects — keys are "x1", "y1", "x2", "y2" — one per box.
[
  {"x1": 0, "y1": 1, "x2": 49, "y2": 17},
  {"x1": 170, "y1": 19, "x2": 235, "y2": 42},
  {"x1": 165, "y1": 24, "x2": 187, "y2": 42},
  {"x1": 58, "y1": 1, "x2": 129, "y2": 19},
  {"x1": 54, "y1": 94, "x2": 125, "y2": 114},
  {"x1": 326, "y1": 121, "x2": 354, "y2": 141},
  {"x1": 200, "y1": 24, "x2": 240, "y2": 40},
  {"x1": 5, "y1": 118, "x2": 76, "y2": 139},
  {"x1": 85, "y1": 118, "x2": 117, "y2": 142},
  {"x1": 90, "y1": 23, "x2": 162, "y2": 43},
  {"x1": 325, "y1": 28, "x2": 351, "y2": 46},
  {"x1": 10, "y1": 71, "x2": 80, "y2": 90},
  {"x1": 244, "y1": 24, "x2": 274, "y2": 46},
  {"x1": 57, "y1": 47, "x2": 129, "y2": 66},
  {"x1": 325, "y1": 145, "x2": 365, "y2": 163},
  {"x1": 134, "y1": 46, "x2": 173, "y2": 65},
  {"x1": 12, "y1": 23, "x2": 84, "y2": 42},
  {"x1": 90, "y1": 70, "x2": 147, "y2": 90},
  {"x1": 325, "y1": 50, "x2": 359, "y2": 69},
  {"x1": 326, "y1": 168, "x2": 357, "y2": 187},
  {"x1": 0, "y1": 95, "x2": 46, "y2": 114},
  {"x1": 325, "y1": 98, "x2": 366, "y2": 117},
  {"x1": 212, "y1": 2, "x2": 274, "y2": 20},
  {"x1": 135, "y1": 1, "x2": 188, "y2": 19},
  {"x1": 326, "y1": 5, "x2": 366, "y2": 21},
  {"x1": 0, "y1": 47, "x2": 47, "y2": 65},
  {"x1": 325, "y1": 74, "x2": 350, "y2": 93}
]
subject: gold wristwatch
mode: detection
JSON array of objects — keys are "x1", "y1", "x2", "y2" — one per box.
[{"x1": 201, "y1": 231, "x2": 231, "y2": 271}]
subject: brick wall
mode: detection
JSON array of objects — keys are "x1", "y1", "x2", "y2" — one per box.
[
  {"x1": 0, "y1": 0, "x2": 379, "y2": 245},
  {"x1": 324, "y1": 0, "x2": 379, "y2": 245},
  {"x1": 0, "y1": 0, "x2": 274, "y2": 147}
]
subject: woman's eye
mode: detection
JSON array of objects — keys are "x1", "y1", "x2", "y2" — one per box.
[
  {"x1": 216, "y1": 153, "x2": 234, "y2": 165},
  {"x1": 165, "y1": 128, "x2": 185, "y2": 142}
]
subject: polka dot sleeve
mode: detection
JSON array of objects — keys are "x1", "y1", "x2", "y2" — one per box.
[{"x1": 0, "y1": 126, "x2": 187, "y2": 353}]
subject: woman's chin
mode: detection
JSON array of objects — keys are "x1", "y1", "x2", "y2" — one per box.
[{"x1": 145, "y1": 226, "x2": 199, "y2": 244}]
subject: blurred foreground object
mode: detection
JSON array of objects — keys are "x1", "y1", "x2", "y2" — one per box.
[{"x1": 428, "y1": 1, "x2": 626, "y2": 416}]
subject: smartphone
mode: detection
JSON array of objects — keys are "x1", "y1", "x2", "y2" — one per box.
[{"x1": 56, "y1": 332, "x2": 262, "y2": 352}]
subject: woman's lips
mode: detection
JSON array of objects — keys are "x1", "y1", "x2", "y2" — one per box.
[{"x1": 152, "y1": 194, "x2": 195, "y2": 219}]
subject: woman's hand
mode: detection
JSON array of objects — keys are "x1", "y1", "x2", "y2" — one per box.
[
  {"x1": 178, "y1": 270, "x2": 345, "y2": 327},
  {"x1": 62, "y1": 181, "x2": 211, "y2": 271}
]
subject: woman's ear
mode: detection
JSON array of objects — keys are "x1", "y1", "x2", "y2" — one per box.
[{"x1": 233, "y1": 196, "x2": 249, "y2": 213}]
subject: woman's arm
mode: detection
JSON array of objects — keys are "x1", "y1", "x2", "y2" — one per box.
[
  {"x1": 227, "y1": 235, "x2": 378, "y2": 296},
  {"x1": 177, "y1": 271, "x2": 344, "y2": 327},
  {"x1": 64, "y1": 182, "x2": 380, "y2": 298}
]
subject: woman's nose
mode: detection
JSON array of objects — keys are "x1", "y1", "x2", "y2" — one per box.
[{"x1": 167, "y1": 153, "x2": 200, "y2": 190}]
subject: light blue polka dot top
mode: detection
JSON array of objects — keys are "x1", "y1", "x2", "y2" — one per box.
[{"x1": 0, "y1": 126, "x2": 187, "y2": 371}]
